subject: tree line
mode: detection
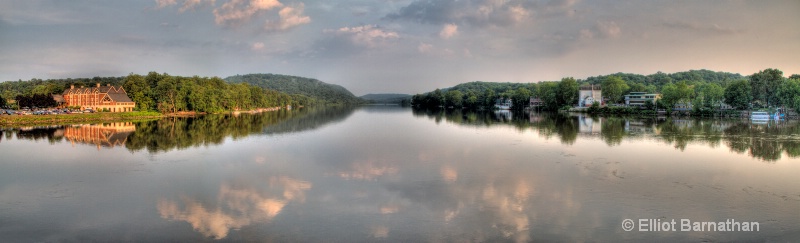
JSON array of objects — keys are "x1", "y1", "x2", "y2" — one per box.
[
  {"x1": 412, "y1": 69, "x2": 800, "y2": 113},
  {"x1": 0, "y1": 72, "x2": 315, "y2": 113},
  {"x1": 122, "y1": 72, "x2": 305, "y2": 113},
  {"x1": 225, "y1": 73, "x2": 364, "y2": 105}
]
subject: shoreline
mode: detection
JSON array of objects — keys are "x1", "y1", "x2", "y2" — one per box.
[
  {"x1": 0, "y1": 107, "x2": 288, "y2": 127},
  {"x1": 0, "y1": 111, "x2": 164, "y2": 127}
]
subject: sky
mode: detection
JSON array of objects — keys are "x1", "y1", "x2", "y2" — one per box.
[{"x1": 1, "y1": 0, "x2": 798, "y2": 95}]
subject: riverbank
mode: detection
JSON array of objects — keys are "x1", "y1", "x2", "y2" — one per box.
[
  {"x1": 0, "y1": 107, "x2": 290, "y2": 126},
  {"x1": 0, "y1": 111, "x2": 164, "y2": 126},
  {"x1": 565, "y1": 106, "x2": 784, "y2": 119}
]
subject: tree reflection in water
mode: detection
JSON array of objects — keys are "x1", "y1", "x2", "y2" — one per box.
[
  {"x1": 2, "y1": 106, "x2": 798, "y2": 162},
  {"x1": 411, "y1": 107, "x2": 800, "y2": 162}
]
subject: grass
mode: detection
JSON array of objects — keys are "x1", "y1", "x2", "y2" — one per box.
[{"x1": 0, "y1": 111, "x2": 163, "y2": 126}]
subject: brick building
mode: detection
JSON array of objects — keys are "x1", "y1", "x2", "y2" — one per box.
[{"x1": 62, "y1": 83, "x2": 135, "y2": 112}]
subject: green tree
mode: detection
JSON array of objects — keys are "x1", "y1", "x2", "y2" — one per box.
[
  {"x1": 538, "y1": 82, "x2": 560, "y2": 110},
  {"x1": 557, "y1": 77, "x2": 578, "y2": 106},
  {"x1": 512, "y1": 87, "x2": 532, "y2": 109},
  {"x1": 661, "y1": 81, "x2": 694, "y2": 108},
  {"x1": 601, "y1": 76, "x2": 629, "y2": 104},
  {"x1": 697, "y1": 83, "x2": 724, "y2": 109},
  {"x1": 724, "y1": 79, "x2": 752, "y2": 110},
  {"x1": 628, "y1": 83, "x2": 647, "y2": 93},
  {"x1": 749, "y1": 68, "x2": 784, "y2": 107},
  {"x1": 123, "y1": 73, "x2": 154, "y2": 111},
  {"x1": 464, "y1": 91, "x2": 479, "y2": 109},
  {"x1": 445, "y1": 90, "x2": 463, "y2": 108},
  {"x1": 155, "y1": 76, "x2": 179, "y2": 113},
  {"x1": 777, "y1": 78, "x2": 800, "y2": 113},
  {"x1": 483, "y1": 89, "x2": 495, "y2": 107}
]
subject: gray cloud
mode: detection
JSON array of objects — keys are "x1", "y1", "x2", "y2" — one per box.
[
  {"x1": 385, "y1": 0, "x2": 535, "y2": 27},
  {"x1": 154, "y1": 0, "x2": 311, "y2": 33},
  {"x1": 662, "y1": 21, "x2": 743, "y2": 35}
]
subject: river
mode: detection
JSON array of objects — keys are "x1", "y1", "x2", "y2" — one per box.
[{"x1": 1, "y1": 106, "x2": 798, "y2": 241}]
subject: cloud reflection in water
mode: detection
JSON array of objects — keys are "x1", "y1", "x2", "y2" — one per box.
[{"x1": 157, "y1": 176, "x2": 311, "y2": 239}]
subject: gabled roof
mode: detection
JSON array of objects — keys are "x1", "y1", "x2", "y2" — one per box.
[
  {"x1": 52, "y1": 94, "x2": 65, "y2": 103},
  {"x1": 107, "y1": 93, "x2": 133, "y2": 102}
]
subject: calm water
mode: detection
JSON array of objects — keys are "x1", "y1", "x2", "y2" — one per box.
[{"x1": 1, "y1": 106, "x2": 799, "y2": 242}]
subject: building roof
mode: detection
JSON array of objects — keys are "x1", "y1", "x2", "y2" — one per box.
[
  {"x1": 52, "y1": 94, "x2": 65, "y2": 103},
  {"x1": 107, "y1": 93, "x2": 133, "y2": 102},
  {"x1": 63, "y1": 84, "x2": 129, "y2": 97}
]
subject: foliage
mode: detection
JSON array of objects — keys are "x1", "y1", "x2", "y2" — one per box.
[
  {"x1": 777, "y1": 78, "x2": 800, "y2": 113},
  {"x1": 749, "y1": 68, "x2": 785, "y2": 107},
  {"x1": 724, "y1": 79, "x2": 752, "y2": 110},
  {"x1": 119, "y1": 72, "x2": 301, "y2": 113},
  {"x1": 225, "y1": 73, "x2": 364, "y2": 105},
  {"x1": 696, "y1": 83, "x2": 724, "y2": 109},
  {"x1": 601, "y1": 76, "x2": 629, "y2": 104},
  {"x1": 123, "y1": 74, "x2": 154, "y2": 111},
  {"x1": 444, "y1": 90, "x2": 463, "y2": 107},
  {"x1": 14, "y1": 94, "x2": 57, "y2": 108},
  {"x1": 660, "y1": 81, "x2": 695, "y2": 108},
  {"x1": 557, "y1": 77, "x2": 578, "y2": 106}
]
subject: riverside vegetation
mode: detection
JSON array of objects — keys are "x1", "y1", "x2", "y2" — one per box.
[
  {"x1": 412, "y1": 69, "x2": 800, "y2": 117},
  {"x1": 0, "y1": 72, "x2": 365, "y2": 115}
]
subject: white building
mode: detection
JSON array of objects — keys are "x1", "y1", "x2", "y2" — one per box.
[{"x1": 579, "y1": 85, "x2": 602, "y2": 107}]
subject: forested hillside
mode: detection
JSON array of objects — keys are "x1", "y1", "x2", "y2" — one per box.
[{"x1": 225, "y1": 73, "x2": 364, "y2": 105}]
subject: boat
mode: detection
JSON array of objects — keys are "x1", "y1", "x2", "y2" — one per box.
[{"x1": 750, "y1": 111, "x2": 770, "y2": 121}]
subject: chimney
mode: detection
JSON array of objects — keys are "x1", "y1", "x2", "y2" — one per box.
[
  {"x1": 107, "y1": 83, "x2": 111, "y2": 87},
  {"x1": 96, "y1": 83, "x2": 100, "y2": 87},
  {"x1": 70, "y1": 85, "x2": 74, "y2": 89}
]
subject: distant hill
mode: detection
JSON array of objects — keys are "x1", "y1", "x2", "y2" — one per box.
[
  {"x1": 225, "y1": 73, "x2": 364, "y2": 105},
  {"x1": 360, "y1": 93, "x2": 411, "y2": 104}
]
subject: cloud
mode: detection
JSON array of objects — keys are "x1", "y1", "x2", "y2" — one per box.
[
  {"x1": 596, "y1": 21, "x2": 621, "y2": 38},
  {"x1": 179, "y1": 0, "x2": 214, "y2": 12},
  {"x1": 251, "y1": 42, "x2": 265, "y2": 51},
  {"x1": 418, "y1": 42, "x2": 433, "y2": 53},
  {"x1": 439, "y1": 23, "x2": 458, "y2": 39},
  {"x1": 263, "y1": 3, "x2": 311, "y2": 32},
  {"x1": 212, "y1": 0, "x2": 283, "y2": 28},
  {"x1": 155, "y1": 0, "x2": 213, "y2": 12},
  {"x1": 323, "y1": 25, "x2": 399, "y2": 48},
  {"x1": 579, "y1": 20, "x2": 620, "y2": 40},
  {"x1": 155, "y1": 0, "x2": 178, "y2": 9},
  {"x1": 662, "y1": 21, "x2": 742, "y2": 35},
  {"x1": 155, "y1": 0, "x2": 309, "y2": 32},
  {"x1": 385, "y1": 0, "x2": 534, "y2": 27}
]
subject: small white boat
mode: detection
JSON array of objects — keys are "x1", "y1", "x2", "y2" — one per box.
[{"x1": 750, "y1": 111, "x2": 770, "y2": 120}]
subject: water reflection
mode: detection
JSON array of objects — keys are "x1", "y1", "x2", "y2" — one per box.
[
  {"x1": 412, "y1": 108, "x2": 800, "y2": 162},
  {"x1": 1, "y1": 106, "x2": 798, "y2": 241},
  {"x1": 64, "y1": 123, "x2": 135, "y2": 149},
  {"x1": 0, "y1": 123, "x2": 135, "y2": 149},
  {"x1": 1, "y1": 107, "x2": 356, "y2": 153},
  {"x1": 157, "y1": 176, "x2": 312, "y2": 239}
]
